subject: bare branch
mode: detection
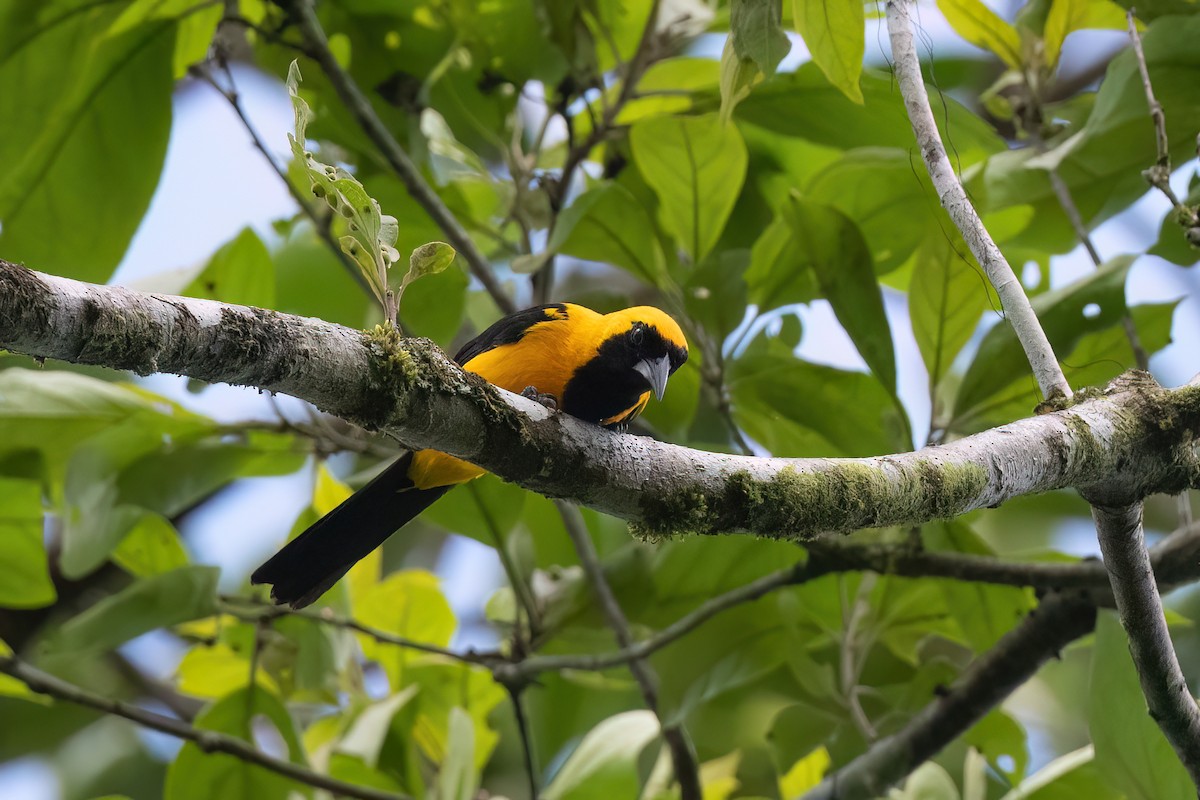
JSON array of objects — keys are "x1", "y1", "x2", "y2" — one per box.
[
  {"x1": 555, "y1": 501, "x2": 702, "y2": 800},
  {"x1": 886, "y1": 0, "x2": 1071, "y2": 401},
  {"x1": 0, "y1": 654, "x2": 410, "y2": 800},
  {"x1": 1091, "y1": 502, "x2": 1200, "y2": 787},
  {"x1": 3, "y1": 260, "x2": 1199, "y2": 540},
  {"x1": 219, "y1": 595, "x2": 497, "y2": 666},
  {"x1": 1127, "y1": 12, "x2": 1173, "y2": 176},
  {"x1": 279, "y1": 0, "x2": 517, "y2": 315}
]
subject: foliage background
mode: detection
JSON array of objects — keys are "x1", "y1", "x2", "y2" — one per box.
[{"x1": 1, "y1": 0, "x2": 1200, "y2": 798}]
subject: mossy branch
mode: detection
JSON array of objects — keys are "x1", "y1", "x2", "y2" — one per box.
[{"x1": 2, "y1": 260, "x2": 1200, "y2": 540}]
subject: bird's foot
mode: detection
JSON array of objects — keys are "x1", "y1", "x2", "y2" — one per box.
[{"x1": 521, "y1": 386, "x2": 559, "y2": 411}]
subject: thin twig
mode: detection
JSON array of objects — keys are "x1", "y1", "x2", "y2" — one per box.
[
  {"x1": 554, "y1": 500, "x2": 702, "y2": 800},
  {"x1": 507, "y1": 687, "x2": 540, "y2": 799},
  {"x1": 1126, "y1": 11, "x2": 1174, "y2": 179},
  {"x1": 1091, "y1": 502, "x2": 1200, "y2": 787},
  {"x1": 0, "y1": 654, "x2": 411, "y2": 800},
  {"x1": 218, "y1": 595, "x2": 499, "y2": 666},
  {"x1": 282, "y1": 0, "x2": 516, "y2": 315},
  {"x1": 192, "y1": 61, "x2": 373, "y2": 297},
  {"x1": 537, "y1": 0, "x2": 663, "y2": 302},
  {"x1": 886, "y1": 0, "x2": 1071, "y2": 401}
]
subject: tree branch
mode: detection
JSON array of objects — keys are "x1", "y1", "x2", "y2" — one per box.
[
  {"x1": 278, "y1": 0, "x2": 517, "y2": 315},
  {"x1": 886, "y1": 0, "x2": 1070, "y2": 402},
  {"x1": 0, "y1": 654, "x2": 410, "y2": 800},
  {"x1": 2, "y1": 260, "x2": 1199, "y2": 540},
  {"x1": 802, "y1": 592, "x2": 1098, "y2": 800},
  {"x1": 1091, "y1": 502, "x2": 1200, "y2": 786},
  {"x1": 555, "y1": 501, "x2": 702, "y2": 800}
]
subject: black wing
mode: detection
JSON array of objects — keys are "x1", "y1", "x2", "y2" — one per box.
[{"x1": 453, "y1": 303, "x2": 569, "y2": 365}]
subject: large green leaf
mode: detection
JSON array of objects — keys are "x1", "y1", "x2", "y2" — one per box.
[
  {"x1": 354, "y1": 570, "x2": 456, "y2": 686},
  {"x1": 792, "y1": 0, "x2": 865, "y2": 103},
  {"x1": 0, "y1": 478, "x2": 55, "y2": 609},
  {"x1": 165, "y1": 686, "x2": 309, "y2": 800},
  {"x1": 184, "y1": 227, "x2": 276, "y2": 309},
  {"x1": 630, "y1": 112, "x2": 749, "y2": 264},
  {"x1": 543, "y1": 710, "x2": 660, "y2": 800},
  {"x1": 805, "y1": 148, "x2": 946, "y2": 275},
  {"x1": 925, "y1": 521, "x2": 1033, "y2": 651},
  {"x1": 977, "y1": 15, "x2": 1200, "y2": 250},
  {"x1": 953, "y1": 256, "x2": 1133, "y2": 421},
  {"x1": 937, "y1": 0, "x2": 1022, "y2": 68},
  {"x1": 1089, "y1": 611, "x2": 1193, "y2": 800},
  {"x1": 782, "y1": 196, "x2": 898, "y2": 392},
  {"x1": 957, "y1": 300, "x2": 1177, "y2": 430},
  {"x1": 729, "y1": 339, "x2": 907, "y2": 457},
  {"x1": 38, "y1": 566, "x2": 219, "y2": 665},
  {"x1": 0, "y1": 3, "x2": 176, "y2": 281},
  {"x1": 732, "y1": 0, "x2": 791, "y2": 75},
  {"x1": 909, "y1": 233, "x2": 990, "y2": 389},
  {"x1": 547, "y1": 182, "x2": 667, "y2": 286},
  {"x1": 737, "y1": 65, "x2": 1005, "y2": 167}
]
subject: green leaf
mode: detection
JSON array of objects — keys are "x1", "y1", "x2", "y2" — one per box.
[
  {"x1": 399, "y1": 660, "x2": 505, "y2": 770},
  {"x1": 893, "y1": 762, "x2": 961, "y2": 799},
  {"x1": 978, "y1": 16, "x2": 1200, "y2": 250},
  {"x1": 435, "y1": 707, "x2": 477, "y2": 800},
  {"x1": 398, "y1": 257, "x2": 469, "y2": 346},
  {"x1": 953, "y1": 255, "x2": 1133, "y2": 421},
  {"x1": 0, "y1": 478, "x2": 55, "y2": 609},
  {"x1": 730, "y1": 339, "x2": 908, "y2": 457},
  {"x1": 184, "y1": 227, "x2": 276, "y2": 309},
  {"x1": 966, "y1": 709, "x2": 1029, "y2": 782},
  {"x1": 401, "y1": 242, "x2": 457, "y2": 297},
  {"x1": 176, "y1": 642, "x2": 277, "y2": 700},
  {"x1": 926, "y1": 521, "x2": 1033, "y2": 651},
  {"x1": 548, "y1": 182, "x2": 667, "y2": 286},
  {"x1": 909, "y1": 233, "x2": 989, "y2": 389},
  {"x1": 719, "y1": 37, "x2": 762, "y2": 123},
  {"x1": 1089, "y1": 611, "x2": 1194, "y2": 800},
  {"x1": 110, "y1": 512, "x2": 189, "y2": 578},
  {"x1": 1148, "y1": 172, "x2": 1200, "y2": 267},
  {"x1": 38, "y1": 566, "x2": 219, "y2": 664},
  {"x1": 731, "y1": 0, "x2": 792, "y2": 74},
  {"x1": 998, "y1": 744, "x2": 1118, "y2": 800},
  {"x1": 337, "y1": 686, "x2": 420, "y2": 768},
  {"x1": 0, "y1": 369, "x2": 190, "y2": 476},
  {"x1": 937, "y1": 0, "x2": 1023, "y2": 69},
  {"x1": 745, "y1": 212, "x2": 819, "y2": 311},
  {"x1": 669, "y1": 635, "x2": 787, "y2": 724},
  {"x1": 543, "y1": 710, "x2": 661, "y2": 800},
  {"x1": 738, "y1": 66, "x2": 1005, "y2": 167},
  {"x1": 1044, "y1": 0, "x2": 1131, "y2": 71},
  {"x1": 165, "y1": 686, "x2": 309, "y2": 800},
  {"x1": 0, "y1": 638, "x2": 43, "y2": 702},
  {"x1": 354, "y1": 570, "x2": 456, "y2": 685},
  {"x1": 287, "y1": 60, "x2": 400, "y2": 312},
  {"x1": 805, "y1": 148, "x2": 948, "y2": 275},
  {"x1": 0, "y1": 5, "x2": 175, "y2": 281},
  {"x1": 782, "y1": 195, "x2": 898, "y2": 391},
  {"x1": 791, "y1": 0, "x2": 865, "y2": 103},
  {"x1": 630, "y1": 113, "x2": 749, "y2": 264}
]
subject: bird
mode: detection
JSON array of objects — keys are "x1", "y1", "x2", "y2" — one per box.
[{"x1": 251, "y1": 302, "x2": 689, "y2": 608}]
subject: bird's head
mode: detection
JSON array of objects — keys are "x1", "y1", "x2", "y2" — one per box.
[{"x1": 601, "y1": 306, "x2": 689, "y2": 401}]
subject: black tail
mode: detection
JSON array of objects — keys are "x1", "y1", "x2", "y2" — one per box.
[{"x1": 251, "y1": 452, "x2": 450, "y2": 608}]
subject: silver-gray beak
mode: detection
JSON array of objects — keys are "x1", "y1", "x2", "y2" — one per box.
[{"x1": 634, "y1": 354, "x2": 671, "y2": 401}]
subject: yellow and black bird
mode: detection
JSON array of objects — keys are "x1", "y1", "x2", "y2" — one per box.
[{"x1": 252, "y1": 303, "x2": 689, "y2": 608}]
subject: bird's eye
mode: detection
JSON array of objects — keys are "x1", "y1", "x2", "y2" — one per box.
[{"x1": 630, "y1": 325, "x2": 644, "y2": 347}]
